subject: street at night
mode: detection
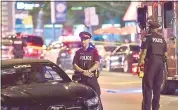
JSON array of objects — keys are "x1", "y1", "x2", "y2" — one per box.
[
  {"x1": 1, "y1": 1, "x2": 178, "y2": 110},
  {"x1": 66, "y1": 70, "x2": 178, "y2": 110}
]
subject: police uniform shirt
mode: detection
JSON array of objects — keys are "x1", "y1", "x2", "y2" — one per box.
[
  {"x1": 73, "y1": 46, "x2": 100, "y2": 71},
  {"x1": 12, "y1": 38, "x2": 26, "y2": 51},
  {"x1": 141, "y1": 32, "x2": 167, "y2": 58}
]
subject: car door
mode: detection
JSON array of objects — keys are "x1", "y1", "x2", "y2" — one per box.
[{"x1": 114, "y1": 46, "x2": 128, "y2": 66}]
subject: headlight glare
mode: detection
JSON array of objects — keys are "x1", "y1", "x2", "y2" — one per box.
[
  {"x1": 85, "y1": 96, "x2": 99, "y2": 107},
  {"x1": 1, "y1": 106, "x2": 8, "y2": 110},
  {"x1": 110, "y1": 56, "x2": 119, "y2": 60}
]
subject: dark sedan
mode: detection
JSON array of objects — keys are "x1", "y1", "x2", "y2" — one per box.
[{"x1": 1, "y1": 59, "x2": 101, "y2": 110}]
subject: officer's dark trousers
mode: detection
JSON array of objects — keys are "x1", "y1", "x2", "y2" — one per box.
[
  {"x1": 142, "y1": 56, "x2": 164, "y2": 110},
  {"x1": 14, "y1": 55, "x2": 23, "y2": 59},
  {"x1": 79, "y1": 76, "x2": 103, "y2": 110},
  {"x1": 13, "y1": 50, "x2": 24, "y2": 59}
]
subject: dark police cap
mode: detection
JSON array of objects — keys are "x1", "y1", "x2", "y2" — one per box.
[
  {"x1": 148, "y1": 21, "x2": 161, "y2": 29},
  {"x1": 79, "y1": 31, "x2": 92, "y2": 39}
]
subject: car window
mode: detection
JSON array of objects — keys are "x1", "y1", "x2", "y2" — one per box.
[
  {"x1": 1, "y1": 63, "x2": 70, "y2": 87},
  {"x1": 104, "y1": 46, "x2": 117, "y2": 52},
  {"x1": 116, "y1": 46, "x2": 128, "y2": 53},
  {"x1": 53, "y1": 43, "x2": 64, "y2": 49},
  {"x1": 129, "y1": 45, "x2": 140, "y2": 52},
  {"x1": 44, "y1": 66, "x2": 62, "y2": 81},
  {"x1": 23, "y1": 35, "x2": 43, "y2": 46}
]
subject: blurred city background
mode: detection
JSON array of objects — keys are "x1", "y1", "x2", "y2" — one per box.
[
  {"x1": 1, "y1": 1, "x2": 178, "y2": 109},
  {"x1": 1, "y1": 1, "x2": 142, "y2": 45}
]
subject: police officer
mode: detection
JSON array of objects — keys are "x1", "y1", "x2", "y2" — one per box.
[
  {"x1": 8, "y1": 32, "x2": 26, "y2": 59},
  {"x1": 73, "y1": 31, "x2": 103, "y2": 110},
  {"x1": 138, "y1": 21, "x2": 167, "y2": 110}
]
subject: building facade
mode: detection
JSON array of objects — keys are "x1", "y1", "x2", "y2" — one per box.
[{"x1": 1, "y1": 1, "x2": 15, "y2": 37}]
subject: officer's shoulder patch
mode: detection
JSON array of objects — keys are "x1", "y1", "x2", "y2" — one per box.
[
  {"x1": 92, "y1": 48, "x2": 99, "y2": 53},
  {"x1": 87, "y1": 46, "x2": 94, "y2": 52}
]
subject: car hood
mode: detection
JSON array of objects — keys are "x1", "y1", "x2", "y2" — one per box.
[{"x1": 1, "y1": 81, "x2": 95, "y2": 105}]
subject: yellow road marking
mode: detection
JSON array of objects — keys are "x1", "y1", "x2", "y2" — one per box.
[{"x1": 100, "y1": 81, "x2": 141, "y2": 85}]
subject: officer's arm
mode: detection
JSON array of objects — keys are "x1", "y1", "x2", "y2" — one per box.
[
  {"x1": 88, "y1": 50, "x2": 100, "y2": 72},
  {"x1": 88, "y1": 61, "x2": 99, "y2": 72},
  {"x1": 23, "y1": 40, "x2": 27, "y2": 47},
  {"x1": 138, "y1": 37, "x2": 149, "y2": 66},
  {"x1": 8, "y1": 46, "x2": 13, "y2": 55},
  {"x1": 138, "y1": 49, "x2": 147, "y2": 66},
  {"x1": 73, "y1": 64, "x2": 85, "y2": 73}
]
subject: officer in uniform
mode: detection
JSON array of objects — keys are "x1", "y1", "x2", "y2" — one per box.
[
  {"x1": 73, "y1": 31, "x2": 103, "y2": 110},
  {"x1": 138, "y1": 21, "x2": 167, "y2": 110},
  {"x1": 9, "y1": 32, "x2": 26, "y2": 59}
]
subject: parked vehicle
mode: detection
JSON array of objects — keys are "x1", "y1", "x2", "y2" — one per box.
[
  {"x1": 106, "y1": 43, "x2": 140, "y2": 73},
  {"x1": 1, "y1": 59, "x2": 102, "y2": 110},
  {"x1": 1, "y1": 39, "x2": 13, "y2": 60},
  {"x1": 96, "y1": 45, "x2": 117, "y2": 68}
]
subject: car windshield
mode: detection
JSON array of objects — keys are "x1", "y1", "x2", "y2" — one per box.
[
  {"x1": 104, "y1": 46, "x2": 117, "y2": 52},
  {"x1": 129, "y1": 45, "x2": 140, "y2": 52},
  {"x1": 23, "y1": 35, "x2": 44, "y2": 46},
  {"x1": 1, "y1": 63, "x2": 71, "y2": 87}
]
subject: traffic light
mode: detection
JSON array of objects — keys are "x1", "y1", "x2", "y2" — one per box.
[
  {"x1": 163, "y1": 1, "x2": 173, "y2": 28},
  {"x1": 137, "y1": 6, "x2": 147, "y2": 29}
]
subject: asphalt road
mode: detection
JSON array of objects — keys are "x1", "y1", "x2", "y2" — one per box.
[{"x1": 66, "y1": 70, "x2": 178, "y2": 110}]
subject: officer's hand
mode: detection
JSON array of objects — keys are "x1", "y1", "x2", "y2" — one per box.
[
  {"x1": 83, "y1": 70, "x2": 90, "y2": 77},
  {"x1": 137, "y1": 65, "x2": 144, "y2": 77},
  {"x1": 88, "y1": 72, "x2": 94, "y2": 78},
  {"x1": 83, "y1": 70, "x2": 94, "y2": 78}
]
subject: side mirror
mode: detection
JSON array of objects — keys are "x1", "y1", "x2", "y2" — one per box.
[{"x1": 72, "y1": 74, "x2": 81, "y2": 82}]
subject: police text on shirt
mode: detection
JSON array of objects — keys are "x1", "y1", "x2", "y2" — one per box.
[
  {"x1": 152, "y1": 38, "x2": 163, "y2": 43},
  {"x1": 80, "y1": 55, "x2": 92, "y2": 60}
]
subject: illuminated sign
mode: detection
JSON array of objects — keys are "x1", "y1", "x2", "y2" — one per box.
[
  {"x1": 15, "y1": 13, "x2": 28, "y2": 19},
  {"x1": 15, "y1": 2, "x2": 40, "y2": 10}
]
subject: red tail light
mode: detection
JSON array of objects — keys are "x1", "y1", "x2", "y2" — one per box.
[
  {"x1": 132, "y1": 66, "x2": 137, "y2": 73},
  {"x1": 28, "y1": 48, "x2": 33, "y2": 54},
  {"x1": 26, "y1": 47, "x2": 39, "y2": 55},
  {"x1": 68, "y1": 50, "x2": 72, "y2": 54},
  {"x1": 133, "y1": 53, "x2": 139, "y2": 58},
  {"x1": 27, "y1": 43, "x2": 33, "y2": 45}
]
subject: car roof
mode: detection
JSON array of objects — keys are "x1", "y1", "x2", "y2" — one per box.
[
  {"x1": 119, "y1": 43, "x2": 139, "y2": 47},
  {"x1": 113, "y1": 43, "x2": 140, "y2": 52},
  {"x1": 2, "y1": 59, "x2": 51, "y2": 67}
]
